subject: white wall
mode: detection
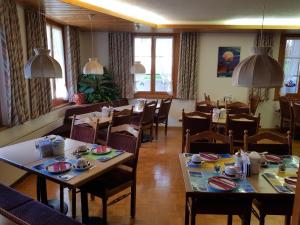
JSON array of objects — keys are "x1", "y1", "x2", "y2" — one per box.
[{"x1": 79, "y1": 32, "x2": 109, "y2": 70}]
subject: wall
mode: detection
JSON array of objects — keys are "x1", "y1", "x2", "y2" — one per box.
[
  {"x1": 79, "y1": 32, "x2": 109, "y2": 70},
  {"x1": 80, "y1": 31, "x2": 281, "y2": 128},
  {"x1": 197, "y1": 32, "x2": 281, "y2": 128}
]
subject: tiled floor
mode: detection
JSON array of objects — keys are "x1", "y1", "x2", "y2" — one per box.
[{"x1": 15, "y1": 127, "x2": 300, "y2": 225}]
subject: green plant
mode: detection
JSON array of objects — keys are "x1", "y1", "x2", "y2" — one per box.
[{"x1": 78, "y1": 68, "x2": 120, "y2": 103}]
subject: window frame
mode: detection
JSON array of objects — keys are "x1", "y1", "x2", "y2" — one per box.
[
  {"x1": 46, "y1": 19, "x2": 68, "y2": 107},
  {"x1": 133, "y1": 33, "x2": 179, "y2": 99},
  {"x1": 275, "y1": 33, "x2": 300, "y2": 100}
]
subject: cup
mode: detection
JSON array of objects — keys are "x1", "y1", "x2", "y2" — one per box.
[
  {"x1": 224, "y1": 166, "x2": 239, "y2": 176},
  {"x1": 52, "y1": 138, "x2": 65, "y2": 156},
  {"x1": 191, "y1": 154, "x2": 201, "y2": 164}
]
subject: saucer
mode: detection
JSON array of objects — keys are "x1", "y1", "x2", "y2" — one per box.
[{"x1": 221, "y1": 171, "x2": 242, "y2": 180}]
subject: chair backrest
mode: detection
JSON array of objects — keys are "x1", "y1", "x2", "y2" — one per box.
[
  {"x1": 186, "y1": 129, "x2": 233, "y2": 154},
  {"x1": 118, "y1": 98, "x2": 129, "y2": 106},
  {"x1": 244, "y1": 130, "x2": 292, "y2": 155},
  {"x1": 70, "y1": 115, "x2": 99, "y2": 143},
  {"x1": 195, "y1": 100, "x2": 214, "y2": 113},
  {"x1": 226, "y1": 113, "x2": 260, "y2": 141},
  {"x1": 279, "y1": 96, "x2": 292, "y2": 119},
  {"x1": 292, "y1": 101, "x2": 300, "y2": 124},
  {"x1": 204, "y1": 93, "x2": 211, "y2": 103},
  {"x1": 107, "y1": 124, "x2": 141, "y2": 169},
  {"x1": 111, "y1": 100, "x2": 120, "y2": 107},
  {"x1": 64, "y1": 103, "x2": 104, "y2": 123},
  {"x1": 227, "y1": 101, "x2": 250, "y2": 114},
  {"x1": 157, "y1": 98, "x2": 172, "y2": 120},
  {"x1": 140, "y1": 100, "x2": 158, "y2": 125},
  {"x1": 249, "y1": 95, "x2": 260, "y2": 115},
  {"x1": 111, "y1": 107, "x2": 133, "y2": 126},
  {"x1": 182, "y1": 109, "x2": 212, "y2": 151}
]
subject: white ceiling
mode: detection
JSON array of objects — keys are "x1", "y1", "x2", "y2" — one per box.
[{"x1": 77, "y1": 0, "x2": 300, "y2": 26}]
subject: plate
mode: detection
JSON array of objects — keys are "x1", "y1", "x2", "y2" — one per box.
[
  {"x1": 265, "y1": 154, "x2": 282, "y2": 164},
  {"x1": 284, "y1": 176, "x2": 297, "y2": 189},
  {"x1": 208, "y1": 176, "x2": 239, "y2": 192},
  {"x1": 46, "y1": 161, "x2": 72, "y2": 174},
  {"x1": 73, "y1": 162, "x2": 93, "y2": 171},
  {"x1": 199, "y1": 153, "x2": 219, "y2": 162},
  {"x1": 91, "y1": 146, "x2": 112, "y2": 155},
  {"x1": 221, "y1": 171, "x2": 242, "y2": 180}
]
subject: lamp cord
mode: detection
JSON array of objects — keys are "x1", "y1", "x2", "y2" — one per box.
[
  {"x1": 89, "y1": 14, "x2": 94, "y2": 58},
  {"x1": 260, "y1": 0, "x2": 266, "y2": 47}
]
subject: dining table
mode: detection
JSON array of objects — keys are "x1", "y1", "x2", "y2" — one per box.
[
  {"x1": 0, "y1": 136, "x2": 133, "y2": 223},
  {"x1": 179, "y1": 153, "x2": 299, "y2": 225}
]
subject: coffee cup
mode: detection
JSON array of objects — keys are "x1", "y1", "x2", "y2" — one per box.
[
  {"x1": 225, "y1": 166, "x2": 239, "y2": 176},
  {"x1": 191, "y1": 154, "x2": 202, "y2": 164}
]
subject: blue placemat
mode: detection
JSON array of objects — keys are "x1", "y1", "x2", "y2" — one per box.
[
  {"x1": 32, "y1": 157, "x2": 91, "y2": 181},
  {"x1": 189, "y1": 171, "x2": 256, "y2": 193}
]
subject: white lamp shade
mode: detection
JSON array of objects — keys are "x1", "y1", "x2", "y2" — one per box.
[
  {"x1": 131, "y1": 61, "x2": 146, "y2": 74},
  {"x1": 24, "y1": 48, "x2": 62, "y2": 79},
  {"x1": 232, "y1": 47, "x2": 284, "y2": 88},
  {"x1": 83, "y1": 58, "x2": 104, "y2": 75}
]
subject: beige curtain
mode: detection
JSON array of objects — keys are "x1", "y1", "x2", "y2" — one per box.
[
  {"x1": 108, "y1": 32, "x2": 133, "y2": 98},
  {"x1": 252, "y1": 32, "x2": 275, "y2": 101},
  {"x1": 64, "y1": 25, "x2": 80, "y2": 102},
  {"x1": 177, "y1": 32, "x2": 199, "y2": 100},
  {"x1": 25, "y1": 8, "x2": 52, "y2": 119},
  {"x1": 0, "y1": 0, "x2": 29, "y2": 126}
]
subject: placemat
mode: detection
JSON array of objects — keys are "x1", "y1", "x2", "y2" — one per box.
[
  {"x1": 184, "y1": 153, "x2": 235, "y2": 169},
  {"x1": 262, "y1": 172, "x2": 296, "y2": 194},
  {"x1": 189, "y1": 171, "x2": 256, "y2": 193},
  {"x1": 32, "y1": 157, "x2": 94, "y2": 181},
  {"x1": 84, "y1": 149, "x2": 125, "y2": 162},
  {"x1": 264, "y1": 156, "x2": 299, "y2": 169}
]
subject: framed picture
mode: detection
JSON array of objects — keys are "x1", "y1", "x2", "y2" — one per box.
[{"x1": 217, "y1": 47, "x2": 241, "y2": 77}]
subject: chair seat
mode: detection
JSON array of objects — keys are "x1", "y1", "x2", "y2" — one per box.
[
  {"x1": 154, "y1": 113, "x2": 167, "y2": 123},
  {"x1": 81, "y1": 168, "x2": 133, "y2": 197}
]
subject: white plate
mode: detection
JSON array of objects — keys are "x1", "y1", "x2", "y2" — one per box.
[{"x1": 73, "y1": 162, "x2": 93, "y2": 171}]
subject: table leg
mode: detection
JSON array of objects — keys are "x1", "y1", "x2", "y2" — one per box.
[
  {"x1": 81, "y1": 191, "x2": 89, "y2": 225},
  {"x1": 36, "y1": 176, "x2": 41, "y2": 202},
  {"x1": 39, "y1": 177, "x2": 48, "y2": 205},
  {"x1": 185, "y1": 197, "x2": 189, "y2": 225}
]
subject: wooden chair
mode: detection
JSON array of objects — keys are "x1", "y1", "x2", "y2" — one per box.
[
  {"x1": 69, "y1": 115, "x2": 99, "y2": 218},
  {"x1": 204, "y1": 93, "x2": 211, "y2": 103},
  {"x1": 195, "y1": 100, "x2": 214, "y2": 113},
  {"x1": 227, "y1": 101, "x2": 250, "y2": 114},
  {"x1": 292, "y1": 101, "x2": 300, "y2": 139},
  {"x1": 225, "y1": 113, "x2": 260, "y2": 146},
  {"x1": 244, "y1": 130, "x2": 292, "y2": 155},
  {"x1": 185, "y1": 129, "x2": 233, "y2": 154},
  {"x1": 182, "y1": 110, "x2": 212, "y2": 152},
  {"x1": 131, "y1": 100, "x2": 158, "y2": 141},
  {"x1": 154, "y1": 98, "x2": 172, "y2": 139},
  {"x1": 279, "y1": 96, "x2": 293, "y2": 132},
  {"x1": 249, "y1": 95, "x2": 260, "y2": 115},
  {"x1": 243, "y1": 130, "x2": 293, "y2": 225},
  {"x1": 80, "y1": 124, "x2": 141, "y2": 225},
  {"x1": 118, "y1": 98, "x2": 129, "y2": 106}
]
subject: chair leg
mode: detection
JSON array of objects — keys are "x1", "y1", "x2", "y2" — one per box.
[
  {"x1": 81, "y1": 191, "x2": 89, "y2": 225},
  {"x1": 191, "y1": 212, "x2": 196, "y2": 225},
  {"x1": 285, "y1": 215, "x2": 291, "y2": 225},
  {"x1": 150, "y1": 125, "x2": 153, "y2": 141},
  {"x1": 184, "y1": 199, "x2": 189, "y2": 225},
  {"x1": 71, "y1": 188, "x2": 76, "y2": 218},
  {"x1": 130, "y1": 183, "x2": 136, "y2": 218},
  {"x1": 164, "y1": 120, "x2": 168, "y2": 136},
  {"x1": 259, "y1": 213, "x2": 266, "y2": 225},
  {"x1": 227, "y1": 215, "x2": 232, "y2": 225},
  {"x1": 155, "y1": 122, "x2": 158, "y2": 140},
  {"x1": 102, "y1": 197, "x2": 108, "y2": 225}
]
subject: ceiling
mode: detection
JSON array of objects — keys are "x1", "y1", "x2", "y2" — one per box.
[{"x1": 16, "y1": 0, "x2": 300, "y2": 32}]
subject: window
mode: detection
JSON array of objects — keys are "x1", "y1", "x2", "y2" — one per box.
[
  {"x1": 276, "y1": 34, "x2": 300, "y2": 98},
  {"x1": 133, "y1": 35, "x2": 178, "y2": 98},
  {"x1": 46, "y1": 22, "x2": 68, "y2": 105}
]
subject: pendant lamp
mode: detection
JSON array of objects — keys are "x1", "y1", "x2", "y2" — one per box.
[
  {"x1": 131, "y1": 61, "x2": 146, "y2": 74},
  {"x1": 83, "y1": 14, "x2": 104, "y2": 75},
  {"x1": 232, "y1": 1, "x2": 284, "y2": 88},
  {"x1": 24, "y1": 3, "x2": 62, "y2": 79}
]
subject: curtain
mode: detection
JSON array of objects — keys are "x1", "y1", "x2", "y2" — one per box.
[
  {"x1": 25, "y1": 8, "x2": 52, "y2": 119},
  {"x1": 0, "y1": 0, "x2": 29, "y2": 126},
  {"x1": 108, "y1": 32, "x2": 133, "y2": 98},
  {"x1": 252, "y1": 32, "x2": 275, "y2": 101},
  {"x1": 64, "y1": 25, "x2": 80, "y2": 102},
  {"x1": 177, "y1": 32, "x2": 199, "y2": 100}
]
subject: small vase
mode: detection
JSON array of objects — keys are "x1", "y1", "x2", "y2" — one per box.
[{"x1": 73, "y1": 93, "x2": 86, "y2": 105}]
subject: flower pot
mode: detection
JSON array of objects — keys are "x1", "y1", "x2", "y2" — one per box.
[{"x1": 73, "y1": 93, "x2": 86, "y2": 105}]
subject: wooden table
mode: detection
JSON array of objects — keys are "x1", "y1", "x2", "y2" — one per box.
[
  {"x1": 178, "y1": 115, "x2": 226, "y2": 125},
  {"x1": 179, "y1": 153, "x2": 298, "y2": 225},
  {"x1": 0, "y1": 137, "x2": 133, "y2": 222}
]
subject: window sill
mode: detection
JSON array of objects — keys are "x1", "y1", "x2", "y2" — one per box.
[
  {"x1": 52, "y1": 99, "x2": 69, "y2": 108},
  {"x1": 52, "y1": 101, "x2": 71, "y2": 111},
  {"x1": 134, "y1": 92, "x2": 173, "y2": 99}
]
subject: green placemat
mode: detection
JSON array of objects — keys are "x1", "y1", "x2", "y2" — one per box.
[{"x1": 84, "y1": 149, "x2": 125, "y2": 162}]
